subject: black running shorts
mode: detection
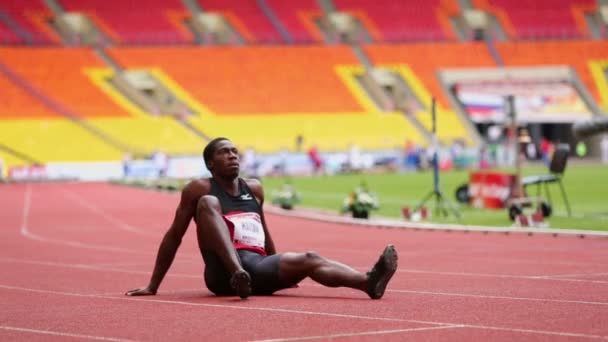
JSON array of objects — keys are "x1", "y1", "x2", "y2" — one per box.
[{"x1": 203, "y1": 249, "x2": 293, "y2": 296}]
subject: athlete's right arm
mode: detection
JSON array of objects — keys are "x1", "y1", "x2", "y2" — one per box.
[{"x1": 126, "y1": 181, "x2": 205, "y2": 296}]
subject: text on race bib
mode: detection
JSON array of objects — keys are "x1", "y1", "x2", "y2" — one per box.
[{"x1": 226, "y1": 212, "x2": 265, "y2": 248}]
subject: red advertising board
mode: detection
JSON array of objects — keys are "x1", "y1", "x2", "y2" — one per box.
[{"x1": 469, "y1": 171, "x2": 517, "y2": 209}]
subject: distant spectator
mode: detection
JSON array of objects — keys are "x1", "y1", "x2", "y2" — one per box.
[
  {"x1": 122, "y1": 152, "x2": 133, "y2": 178},
  {"x1": 307, "y1": 145, "x2": 323, "y2": 175},
  {"x1": 348, "y1": 143, "x2": 362, "y2": 172},
  {"x1": 403, "y1": 140, "x2": 420, "y2": 171},
  {"x1": 295, "y1": 135, "x2": 304, "y2": 152},
  {"x1": 478, "y1": 144, "x2": 491, "y2": 169},
  {"x1": 450, "y1": 140, "x2": 466, "y2": 169},
  {"x1": 279, "y1": 148, "x2": 289, "y2": 176},
  {"x1": 576, "y1": 141, "x2": 587, "y2": 158},
  {"x1": 540, "y1": 138, "x2": 554, "y2": 167},
  {"x1": 152, "y1": 150, "x2": 169, "y2": 178},
  {"x1": 242, "y1": 147, "x2": 258, "y2": 178},
  {"x1": 602, "y1": 135, "x2": 608, "y2": 164}
]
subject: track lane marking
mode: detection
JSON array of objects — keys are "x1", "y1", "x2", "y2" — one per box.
[
  {"x1": 1, "y1": 284, "x2": 606, "y2": 340},
  {"x1": 252, "y1": 325, "x2": 464, "y2": 341},
  {"x1": 2, "y1": 257, "x2": 608, "y2": 302},
  {"x1": 0, "y1": 325, "x2": 136, "y2": 342}
]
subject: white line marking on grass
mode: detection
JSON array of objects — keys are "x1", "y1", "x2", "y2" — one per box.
[
  {"x1": 1, "y1": 284, "x2": 606, "y2": 340},
  {"x1": 61, "y1": 190, "x2": 157, "y2": 238},
  {"x1": 0, "y1": 325, "x2": 136, "y2": 342},
  {"x1": 253, "y1": 325, "x2": 464, "y2": 342}
]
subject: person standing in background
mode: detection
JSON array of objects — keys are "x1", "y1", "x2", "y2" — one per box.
[{"x1": 601, "y1": 135, "x2": 608, "y2": 164}]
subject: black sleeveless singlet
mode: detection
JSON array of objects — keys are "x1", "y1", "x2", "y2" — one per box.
[{"x1": 209, "y1": 178, "x2": 266, "y2": 255}]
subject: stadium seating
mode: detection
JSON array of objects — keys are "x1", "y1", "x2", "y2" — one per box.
[
  {"x1": 108, "y1": 46, "x2": 425, "y2": 151},
  {"x1": 333, "y1": 0, "x2": 458, "y2": 41},
  {"x1": 197, "y1": 0, "x2": 283, "y2": 43},
  {"x1": 59, "y1": 0, "x2": 193, "y2": 44},
  {"x1": 496, "y1": 41, "x2": 608, "y2": 106},
  {"x1": 0, "y1": 150, "x2": 28, "y2": 170},
  {"x1": 0, "y1": 70, "x2": 123, "y2": 163},
  {"x1": 2, "y1": 1, "x2": 604, "y2": 169},
  {"x1": 0, "y1": 48, "x2": 131, "y2": 118},
  {"x1": 364, "y1": 43, "x2": 497, "y2": 143},
  {"x1": 0, "y1": 0, "x2": 59, "y2": 44},
  {"x1": 109, "y1": 46, "x2": 364, "y2": 114},
  {"x1": 0, "y1": 70, "x2": 60, "y2": 119},
  {"x1": 265, "y1": 0, "x2": 323, "y2": 43},
  {"x1": 0, "y1": 21, "x2": 22, "y2": 44},
  {"x1": 0, "y1": 119, "x2": 124, "y2": 164},
  {"x1": 474, "y1": 0, "x2": 596, "y2": 39},
  {"x1": 0, "y1": 47, "x2": 205, "y2": 156}
]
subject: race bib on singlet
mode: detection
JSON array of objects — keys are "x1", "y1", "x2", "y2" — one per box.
[{"x1": 225, "y1": 212, "x2": 265, "y2": 248}]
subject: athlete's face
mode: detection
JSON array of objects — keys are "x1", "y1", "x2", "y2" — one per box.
[{"x1": 210, "y1": 140, "x2": 240, "y2": 178}]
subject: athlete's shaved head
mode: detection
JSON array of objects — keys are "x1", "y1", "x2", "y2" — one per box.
[{"x1": 203, "y1": 137, "x2": 234, "y2": 171}]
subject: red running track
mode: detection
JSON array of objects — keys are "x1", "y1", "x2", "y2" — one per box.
[{"x1": 1, "y1": 182, "x2": 608, "y2": 341}]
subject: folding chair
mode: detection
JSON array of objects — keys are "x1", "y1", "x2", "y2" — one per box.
[{"x1": 522, "y1": 143, "x2": 572, "y2": 216}]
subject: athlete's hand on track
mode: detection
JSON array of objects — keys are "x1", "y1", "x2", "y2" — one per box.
[{"x1": 125, "y1": 287, "x2": 156, "y2": 296}]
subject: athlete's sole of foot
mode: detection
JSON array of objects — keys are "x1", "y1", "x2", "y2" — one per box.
[
  {"x1": 370, "y1": 245, "x2": 398, "y2": 299},
  {"x1": 231, "y1": 270, "x2": 252, "y2": 299}
]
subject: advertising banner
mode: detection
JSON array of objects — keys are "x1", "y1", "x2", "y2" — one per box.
[
  {"x1": 469, "y1": 171, "x2": 517, "y2": 209},
  {"x1": 453, "y1": 80, "x2": 592, "y2": 123}
]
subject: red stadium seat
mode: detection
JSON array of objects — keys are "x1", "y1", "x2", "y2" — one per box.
[
  {"x1": 333, "y1": 0, "x2": 457, "y2": 41},
  {"x1": 60, "y1": 0, "x2": 193, "y2": 44},
  {"x1": 265, "y1": 0, "x2": 323, "y2": 43},
  {"x1": 474, "y1": 0, "x2": 596, "y2": 40},
  {"x1": 0, "y1": 21, "x2": 22, "y2": 44},
  {"x1": 197, "y1": 0, "x2": 283, "y2": 43},
  {"x1": 0, "y1": 0, "x2": 60, "y2": 44}
]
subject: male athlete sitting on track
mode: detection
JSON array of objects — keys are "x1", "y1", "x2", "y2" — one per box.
[{"x1": 126, "y1": 137, "x2": 398, "y2": 299}]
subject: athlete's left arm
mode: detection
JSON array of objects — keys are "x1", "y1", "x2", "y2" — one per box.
[{"x1": 247, "y1": 178, "x2": 277, "y2": 255}]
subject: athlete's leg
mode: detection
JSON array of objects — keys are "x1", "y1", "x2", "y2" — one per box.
[
  {"x1": 277, "y1": 245, "x2": 398, "y2": 299},
  {"x1": 195, "y1": 195, "x2": 251, "y2": 298}
]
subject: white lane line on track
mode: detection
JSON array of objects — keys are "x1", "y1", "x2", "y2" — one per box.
[
  {"x1": 3, "y1": 255, "x2": 608, "y2": 294},
  {"x1": 13, "y1": 255, "x2": 608, "y2": 309},
  {"x1": 23, "y1": 185, "x2": 608, "y2": 273},
  {"x1": 0, "y1": 325, "x2": 136, "y2": 342},
  {"x1": 0, "y1": 257, "x2": 201, "y2": 279},
  {"x1": 17, "y1": 186, "x2": 165, "y2": 256},
  {"x1": 303, "y1": 283, "x2": 608, "y2": 306},
  {"x1": 388, "y1": 288, "x2": 608, "y2": 306},
  {"x1": 61, "y1": 190, "x2": 157, "y2": 238},
  {"x1": 387, "y1": 268, "x2": 608, "y2": 285},
  {"x1": 0, "y1": 284, "x2": 446, "y2": 325},
  {"x1": 252, "y1": 325, "x2": 464, "y2": 342},
  {"x1": 1, "y1": 284, "x2": 606, "y2": 340},
  {"x1": 3, "y1": 256, "x2": 608, "y2": 306},
  {"x1": 540, "y1": 272, "x2": 608, "y2": 279}
]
